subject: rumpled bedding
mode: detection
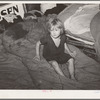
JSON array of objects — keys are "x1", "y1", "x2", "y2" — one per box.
[
  {"x1": 0, "y1": 16, "x2": 100, "y2": 89},
  {"x1": 58, "y1": 4, "x2": 99, "y2": 42}
]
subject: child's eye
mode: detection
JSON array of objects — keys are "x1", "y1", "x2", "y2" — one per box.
[{"x1": 56, "y1": 29, "x2": 60, "y2": 31}]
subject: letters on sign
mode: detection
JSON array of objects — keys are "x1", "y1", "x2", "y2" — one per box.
[{"x1": 0, "y1": 4, "x2": 25, "y2": 21}]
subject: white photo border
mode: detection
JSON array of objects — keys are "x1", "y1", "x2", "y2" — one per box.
[{"x1": 0, "y1": 0, "x2": 100, "y2": 99}]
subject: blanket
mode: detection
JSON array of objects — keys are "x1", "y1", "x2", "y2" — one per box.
[{"x1": 0, "y1": 16, "x2": 100, "y2": 89}]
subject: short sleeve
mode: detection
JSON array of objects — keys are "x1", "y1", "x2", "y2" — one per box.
[
  {"x1": 62, "y1": 34, "x2": 68, "y2": 43},
  {"x1": 40, "y1": 36, "x2": 47, "y2": 45},
  {"x1": 65, "y1": 35, "x2": 69, "y2": 43},
  {"x1": 65, "y1": 30, "x2": 71, "y2": 43}
]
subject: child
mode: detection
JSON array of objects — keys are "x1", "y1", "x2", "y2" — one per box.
[{"x1": 34, "y1": 18, "x2": 76, "y2": 80}]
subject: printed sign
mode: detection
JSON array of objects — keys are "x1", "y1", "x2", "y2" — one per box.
[{"x1": 0, "y1": 3, "x2": 25, "y2": 21}]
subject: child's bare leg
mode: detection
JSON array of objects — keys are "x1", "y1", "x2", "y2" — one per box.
[
  {"x1": 49, "y1": 61, "x2": 65, "y2": 77},
  {"x1": 67, "y1": 58, "x2": 76, "y2": 80}
]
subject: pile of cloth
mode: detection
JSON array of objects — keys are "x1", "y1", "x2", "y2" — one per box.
[{"x1": 0, "y1": 13, "x2": 100, "y2": 89}]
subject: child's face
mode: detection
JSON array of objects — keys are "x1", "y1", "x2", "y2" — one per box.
[{"x1": 50, "y1": 26, "x2": 61, "y2": 39}]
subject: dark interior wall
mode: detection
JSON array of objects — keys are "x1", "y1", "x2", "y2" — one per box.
[
  {"x1": 25, "y1": 4, "x2": 41, "y2": 12},
  {"x1": 44, "y1": 4, "x2": 67, "y2": 15},
  {"x1": 25, "y1": 4, "x2": 70, "y2": 15}
]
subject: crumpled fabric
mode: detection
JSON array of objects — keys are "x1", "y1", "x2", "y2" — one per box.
[{"x1": 0, "y1": 16, "x2": 100, "y2": 89}]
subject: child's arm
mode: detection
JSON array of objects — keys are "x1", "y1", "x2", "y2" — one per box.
[
  {"x1": 34, "y1": 41, "x2": 41, "y2": 61},
  {"x1": 64, "y1": 43, "x2": 76, "y2": 58}
]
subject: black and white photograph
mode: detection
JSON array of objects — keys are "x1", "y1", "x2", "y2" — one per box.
[{"x1": 0, "y1": 1, "x2": 100, "y2": 93}]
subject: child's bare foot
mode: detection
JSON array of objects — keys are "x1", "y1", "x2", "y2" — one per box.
[
  {"x1": 70, "y1": 75, "x2": 77, "y2": 81},
  {"x1": 33, "y1": 56, "x2": 40, "y2": 61}
]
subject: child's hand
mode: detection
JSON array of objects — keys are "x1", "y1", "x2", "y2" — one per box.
[
  {"x1": 33, "y1": 55, "x2": 41, "y2": 61},
  {"x1": 70, "y1": 51, "x2": 76, "y2": 58}
]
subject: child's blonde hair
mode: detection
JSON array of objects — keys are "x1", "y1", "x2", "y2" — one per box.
[{"x1": 47, "y1": 18, "x2": 64, "y2": 34}]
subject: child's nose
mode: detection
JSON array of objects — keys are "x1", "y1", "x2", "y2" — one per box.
[{"x1": 53, "y1": 31, "x2": 56, "y2": 34}]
